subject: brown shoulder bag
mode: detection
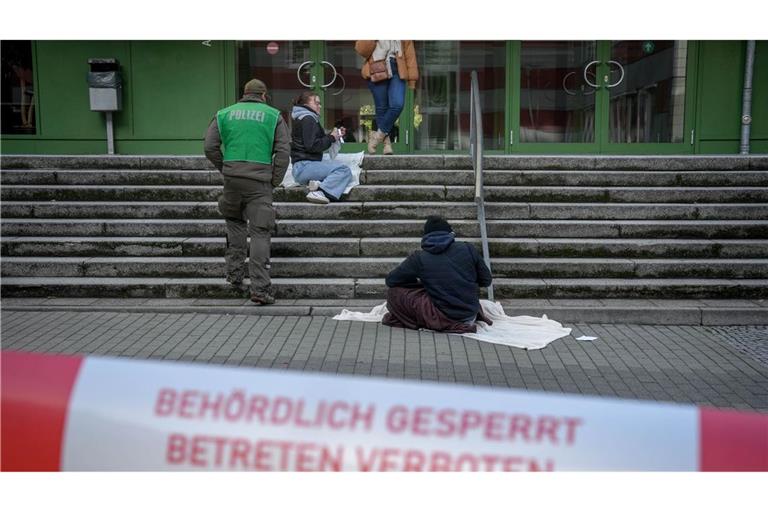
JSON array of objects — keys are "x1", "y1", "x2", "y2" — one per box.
[{"x1": 369, "y1": 59, "x2": 391, "y2": 83}]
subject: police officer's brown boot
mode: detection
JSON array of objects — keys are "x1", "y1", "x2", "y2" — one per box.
[
  {"x1": 367, "y1": 130, "x2": 385, "y2": 155},
  {"x1": 251, "y1": 290, "x2": 276, "y2": 306},
  {"x1": 383, "y1": 136, "x2": 394, "y2": 155}
]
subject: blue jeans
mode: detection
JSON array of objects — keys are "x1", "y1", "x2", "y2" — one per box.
[
  {"x1": 367, "y1": 57, "x2": 405, "y2": 135},
  {"x1": 292, "y1": 159, "x2": 352, "y2": 200}
]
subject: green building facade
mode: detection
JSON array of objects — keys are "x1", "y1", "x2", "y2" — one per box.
[{"x1": 2, "y1": 40, "x2": 766, "y2": 155}]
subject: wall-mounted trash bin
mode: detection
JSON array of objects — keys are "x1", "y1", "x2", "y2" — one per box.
[
  {"x1": 87, "y1": 58, "x2": 122, "y2": 154},
  {"x1": 87, "y1": 58, "x2": 122, "y2": 112}
]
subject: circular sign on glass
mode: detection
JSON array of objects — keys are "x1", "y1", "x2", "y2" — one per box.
[{"x1": 266, "y1": 42, "x2": 279, "y2": 55}]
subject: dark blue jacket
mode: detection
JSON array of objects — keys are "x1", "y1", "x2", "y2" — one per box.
[{"x1": 385, "y1": 231, "x2": 493, "y2": 321}]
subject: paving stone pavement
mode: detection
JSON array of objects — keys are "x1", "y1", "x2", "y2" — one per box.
[
  {"x1": 706, "y1": 326, "x2": 768, "y2": 367},
  {"x1": 2, "y1": 310, "x2": 767, "y2": 413}
]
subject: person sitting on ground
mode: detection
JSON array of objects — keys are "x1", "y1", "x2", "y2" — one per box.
[
  {"x1": 290, "y1": 91, "x2": 352, "y2": 205},
  {"x1": 383, "y1": 216, "x2": 493, "y2": 334}
]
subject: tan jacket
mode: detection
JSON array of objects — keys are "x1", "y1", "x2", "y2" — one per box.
[{"x1": 354, "y1": 40, "x2": 419, "y2": 89}]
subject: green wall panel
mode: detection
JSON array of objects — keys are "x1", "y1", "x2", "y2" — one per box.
[
  {"x1": 36, "y1": 41, "x2": 131, "y2": 139},
  {"x1": 1, "y1": 139, "x2": 209, "y2": 155},
  {"x1": 112, "y1": 140, "x2": 208, "y2": 154},
  {"x1": 697, "y1": 41, "x2": 744, "y2": 141},
  {"x1": 1, "y1": 139, "x2": 110, "y2": 154},
  {"x1": 129, "y1": 41, "x2": 227, "y2": 140},
  {"x1": 698, "y1": 140, "x2": 740, "y2": 154},
  {"x1": 4, "y1": 40, "x2": 762, "y2": 155},
  {"x1": 750, "y1": 140, "x2": 768, "y2": 154},
  {"x1": 750, "y1": 41, "x2": 768, "y2": 140}
]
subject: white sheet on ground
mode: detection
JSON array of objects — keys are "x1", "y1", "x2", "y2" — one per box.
[
  {"x1": 280, "y1": 151, "x2": 364, "y2": 194},
  {"x1": 333, "y1": 300, "x2": 572, "y2": 350}
]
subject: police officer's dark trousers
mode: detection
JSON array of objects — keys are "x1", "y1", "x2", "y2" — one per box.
[{"x1": 219, "y1": 177, "x2": 275, "y2": 295}]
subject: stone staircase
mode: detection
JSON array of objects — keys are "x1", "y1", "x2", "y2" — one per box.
[{"x1": 2, "y1": 155, "x2": 768, "y2": 301}]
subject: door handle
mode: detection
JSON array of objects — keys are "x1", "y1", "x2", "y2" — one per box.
[
  {"x1": 564, "y1": 70, "x2": 597, "y2": 96},
  {"x1": 319, "y1": 61, "x2": 338, "y2": 88},
  {"x1": 606, "y1": 60, "x2": 625, "y2": 88},
  {"x1": 296, "y1": 61, "x2": 313, "y2": 88},
  {"x1": 329, "y1": 73, "x2": 346, "y2": 96},
  {"x1": 583, "y1": 60, "x2": 600, "y2": 88},
  {"x1": 562, "y1": 71, "x2": 577, "y2": 96}
]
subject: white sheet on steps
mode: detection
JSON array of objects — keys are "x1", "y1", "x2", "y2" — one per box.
[
  {"x1": 280, "y1": 151, "x2": 365, "y2": 194},
  {"x1": 333, "y1": 300, "x2": 572, "y2": 350}
]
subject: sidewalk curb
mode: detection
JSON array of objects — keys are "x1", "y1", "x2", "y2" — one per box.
[{"x1": 3, "y1": 304, "x2": 767, "y2": 325}]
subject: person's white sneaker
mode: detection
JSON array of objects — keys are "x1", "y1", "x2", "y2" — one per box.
[
  {"x1": 306, "y1": 190, "x2": 330, "y2": 204},
  {"x1": 308, "y1": 180, "x2": 321, "y2": 191}
]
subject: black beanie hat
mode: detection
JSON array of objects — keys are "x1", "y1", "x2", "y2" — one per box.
[{"x1": 424, "y1": 215, "x2": 452, "y2": 235}]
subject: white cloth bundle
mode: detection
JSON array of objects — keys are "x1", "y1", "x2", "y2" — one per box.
[{"x1": 334, "y1": 300, "x2": 572, "y2": 350}]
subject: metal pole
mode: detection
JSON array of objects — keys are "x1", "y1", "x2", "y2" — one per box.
[
  {"x1": 106, "y1": 112, "x2": 115, "y2": 155},
  {"x1": 740, "y1": 41, "x2": 756, "y2": 155},
  {"x1": 476, "y1": 196, "x2": 494, "y2": 303},
  {"x1": 470, "y1": 70, "x2": 494, "y2": 302}
]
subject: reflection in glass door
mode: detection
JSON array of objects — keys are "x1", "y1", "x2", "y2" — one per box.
[
  {"x1": 518, "y1": 41, "x2": 597, "y2": 144},
  {"x1": 607, "y1": 41, "x2": 688, "y2": 144},
  {"x1": 321, "y1": 41, "x2": 388, "y2": 150},
  {"x1": 236, "y1": 41, "x2": 311, "y2": 122},
  {"x1": 414, "y1": 41, "x2": 507, "y2": 151}
]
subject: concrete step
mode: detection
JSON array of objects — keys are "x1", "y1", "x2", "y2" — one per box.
[
  {"x1": 4, "y1": 218, "x2": 768, "y2": 238},
  {"x1": 0, "y1": 170, "x2": 222, "y2": 186},
  {"x1": 5, "y1": 168, "x2": 768, "y2": 187},
  {"x1": 0, "y1": 155, "x2": 214, "y2": 170},
  {"x1": 365, "y1": 169, "x2": 768, "y2": 187},
  {"x1": 353, "y1": 278, "x2": 768, "y2": 299},
  {"x1": 0, "y1": 256, "x2": 394, "y2": 279},
  {"x1": 4, "y1": 256, "x2": 767, "y2": 280},
  {"x1": 281, "y1": 219, "x2": 768, "y2": 239},
  {"x1": 3, "y1": 297, "x2": 766, "y2": 325},
  {"x1": 361, "y1": 155, "x2": 768, "y2": 171},
  {"x1": 1, "y1": 202, "x2": 372, "y2": 220},
  {"x1": 475, "y1": 187, "x2": 768, "y2": 203},
  {"x1": 360, "y1": 238, "x2": 768, "y2": 258},
  {"x1": 0, "y1": 277, "x2": 357, "y2": 299},
  {"x1": 4, "y1": 154, "x2": 767, "y2": 171},
  {"x1": 3, "y1": 276, "x2": 765, "y2": 299},
  {"x1": 5, "y1": 237, "x2": 768, "y2": 259},
  {"x1": 0, "y1": 185, "x2": 448, "y2": 202},
  {"x1": 0, "y1": 237, "x2": 362, "y2": 258},
  {"x1": 4, "y1": 184, "x2": 768, "y2": 203},
  {"x1": 6, "y1": 201, "x2": 767, "y2": 220}
]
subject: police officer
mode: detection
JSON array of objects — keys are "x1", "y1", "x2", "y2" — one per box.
[{"x1": 204, "y1": 79, "x2": 290, "y2": 305}]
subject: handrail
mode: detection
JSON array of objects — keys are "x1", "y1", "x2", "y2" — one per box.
[{"x1": 469, "y1": 70, "x2": 494, "y2": 302}]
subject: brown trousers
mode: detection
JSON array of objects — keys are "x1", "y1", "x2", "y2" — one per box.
[
  {"x1": 219, "y1": 177, "x2": 275, "y2": 294},
  {"x1": 382, "y1": 286, "x2": 492, "y2": 334}
]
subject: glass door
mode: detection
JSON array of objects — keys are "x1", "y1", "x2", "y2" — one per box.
[
  {"x1": 236, "y1": 41, "x2": 312, "y2": 123},
  {"x1": 512, "y1": 41, "x2": 601, "y2": 153},
  {"x1": 237, "y1": 41, "x2": 407, "y2": 153},
  {"x1": 236, "y1": 40, "x2": 697, "y2": 155},
  {"x1": 413, "y1": 41, "x2": 507, "y2": 152},
  {"x1": 600, "y1": 40, "x2": 696, "y2": 153},
  {"x1": 318, "y1": 41, "x2": 408, "y2": 154},
  {"x1": 509, "y1": 40, "x2": 696, "y2": 154}
]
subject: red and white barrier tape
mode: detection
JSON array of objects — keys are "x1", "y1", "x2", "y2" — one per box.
[{"x1": 2, "y1": 350, "x2": 766, "y2": 471}]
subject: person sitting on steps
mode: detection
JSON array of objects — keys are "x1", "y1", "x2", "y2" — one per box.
[{"x1": 290, "y1": 91, "x2": 352, "y2": 205}]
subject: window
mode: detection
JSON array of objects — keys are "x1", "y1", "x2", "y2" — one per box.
[{"x1": 2, "y1": 41, "x2": 36, "y2": 135}]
